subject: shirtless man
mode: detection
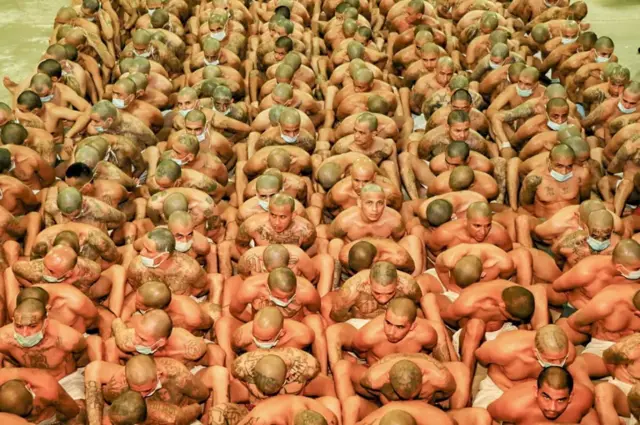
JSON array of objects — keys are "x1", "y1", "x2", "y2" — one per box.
[
  {"x1": 442, "y1": 280, "x2": 548, "y2": 379},
  {"x1": 339, "y1": 239, "x2": 415, "y2": 275},
  {"x1": 84, "y1": 355, "x2": 209, "y2": 425},
  {"x1": 474, "y1": 324, "x2": 576, "y2": 408},
  {"x1": 566, "y1": 283, "x2": 640, "y2": 384},
  {"x1": 235, "y1": 396, "x2": 339, "y2": 425},
  {"x1": 0, "y1": 300, "x2": 87, "y2": 400},
  {"x1": 0, "y1": 368, "x2": 80, "y2": 425},
  {"x1": 110, "y1": 77, "x2": 163, "y2": 132},
  {"x1": 488, "y1": 367, "x2": 596, "y2": 425},
  {"x1": 45, "y1": 187, "x2": 126, "y2": 232}
]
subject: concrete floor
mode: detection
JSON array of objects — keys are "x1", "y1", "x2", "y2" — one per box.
[{"x1": 0, "y1": 0, "x2": 638, "y2": 104}]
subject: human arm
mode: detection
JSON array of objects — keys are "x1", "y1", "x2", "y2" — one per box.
[{"x1": 519, "y1": 174, "x2": 543, "y2": 206}]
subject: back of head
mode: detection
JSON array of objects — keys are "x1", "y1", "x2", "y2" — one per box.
[
  {"x1": 379, "y1": 410, "x2": 417, "y2": 425},
  {"x1": 294, "y1": 410, "x2": 328, "y2": 425},
  {"x1": 449, "y1": 166, "x2": 475, "y2": 191},
  {"x1": 125, "y1": 355, "x2": 157, "y2": 385},
  {"x1": 452, "y1": 255, "x2": 483, "y2": 287},
  {"x1": 138, "y1": 281, "x2": 172, "y2": 309},
  {"x1": 389, "y1": 360, "x2": 422, "y2": 399},
  {"x1": 147, "y1": 227, "x2": 176, "y2": 253},
  {"x1": 266, "y1": 148, "x2": 292, "y2": 172},
  {"x1": 388, "y1": 297, "x2": 417, "y2": 323},
  {"x1": 163, "y1": 193, "x2": 188, "y2": 218},
  {"x1": 109, "y1": 390, "x2": 147, "y2": 425},
  {"x1": 268, "y1": 267, "x2": 297, "y2": 293},
  {"x1": 316, "y1": 162, "x2": 342, "y2": 191},
  {"x1": 16, "y1": 287, "x2": 50, "y2": 307},
  {"x1": 370, "y1": 261, "x2": 397, "y2": 286},
  {"x1": 254, "y1": 355, "x2": 287, "y2": 395},
  {"x1": 502, "y1": 286, "x2": 535, "y2": 322},
  {"x1": 537, "y1": 366, "x2": 574, "y2": 393},
  {"x1": 348, "y1": 241, "x2": 377, "y2": 272},
  {"x1": 0, "y1": 380, "x2": 33, "y2": 417},
  {"x1": 1, "y1": 122, "x2": 28, "y2": 145},
  {"x1": 57, "y1": 187, "x2": 83, "y2": 214},
  {"x1": 578, "y1": 200, "x2": 605, "y2": 223},
  {"x1": 426, "y1": 199, "x2": 453, "y2": 227},
  {"x1": 141, "y1": 309, "x2": 173, "y2": 339},
  {"x1": 534, "y1": 324, "x2": 569, "y2": 356},
  {"x1": 263, "y1": 244, "x2": 290, "y2": 270},
  {"x1": 613, "y1": 239, "x2": 640, "y2": 267}
]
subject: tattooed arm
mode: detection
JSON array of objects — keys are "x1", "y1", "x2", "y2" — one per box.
[
  {"x1": 519, "y1": 175, "x2": 543, "y2": 206},
  {"x1": 603, "y1": 333, "x2": 640, "y2": 365},
  {"x1": 209, "y1": 403, "x2": 249, "y2": 425},
  {"x1": 111, "y1": 318, "x2": 135, "y2": 352},
  {"x1": 12, "y1": 260, "x2": 44, "y2": 284},
  {"x1": 329, "y1": 278, "x2": 360, "y2": 322},
  {"x1": 92, "y1": 200, "x2": 127, "y2": 228},
  {"x1": 84, "y1": 361, "x2": 121, "y2": 425},
  {"x1": 183, "y1": 333, "x2": 208, "y2": 361},
  {"x1": 235, "y1": 221, "x2": 254, "y2": 254},
  {"x1": 87, "y1": 231, "x2": 121, "y2": 263},
  {"x1": 607, "y1": 142, "x2": 631, "y2": 174}
]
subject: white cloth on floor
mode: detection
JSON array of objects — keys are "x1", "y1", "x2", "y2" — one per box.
[
  {"x1": 425, "y1": 269, "x2": 459, "y2": 302},
  {"x1": 582, "y1": 338, "x2": 615, "y2": 357},
  {"x1": 190, "y1": 365, "x2": 206, "y2": 375},
  {"x1": 452, "y1": 322, "x2": 517, "y2": 356},
  {"x1": 37, "y1": 415, "x2": 59, "y2": 425},
  {"x1": 346, "y1": 318, "x2": 371, "y2": 330},
  {"x1": 59, "y1": 368, "x2": 85, "y2": 400},
  {"x1": 413, "y1": 113, "x2": 427, "y2": 131},
  {"x1": 472, "y1": 375, "x2": 504, "y2": 409}
]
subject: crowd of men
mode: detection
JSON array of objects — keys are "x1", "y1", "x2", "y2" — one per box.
[{"x1": 0, "y1": 0, "x2": 639, "y2": 423}]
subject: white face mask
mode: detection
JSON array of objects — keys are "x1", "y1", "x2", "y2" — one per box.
[
  {"x1": 618, "y1": 101, "x2": 637, "y2": 114},
  {"x1": 171, "y1": 157, "x2": 185, "y2": 166},
  {"x1": 587, "y1": 236, "x2": 610, "y2": 252},
  {"x1": 196, "y1": 131, "x2": 206, "y2": 142},
  {"x1": 561, "y1": 36, "x2": 577, "y2": 45},
  {"x1": 204, "y1": 57, "x2": 220, "y2": 66},
  {"x1": 215, "y1": 106, "x2": 231, "y2": 116},
  {"x1": 143, "y1": 378, "x2": 162, "y2": 398},
  {"x1": 148, "y1": 8, "x2": 157, "y2": 16},
  {"x1": 595, "y1": 54, "x2": 609, "y2": 63},
  {"x1": 94, "y1": 125, "x2": 106, "y2": 133},
  {"x1": 535, "y1": 348, "x2": 567, "y2": 368},
  {"x1": 281, "y1": 133, "x2": 298, "y2": 144},
  {"x1": 25, "y1": 385, "x2": 36, "y2": 401},
  {"x1": 175, "y1": 240, "x2": 193, "y2": 252},
  {"x1": 621, "y1": 267, "x2": 640, "y2": 280},
  {"x1": 269, "y1": 292, "x2": 295, "y2": 307},
  {"x1": 135, "y1": 342, "x2": 158, "y2": 355},
  {"x1": 14, "y1": 330, "x2": 44, "y2": 348},
  {"x1": 112, "y1": 98, "x2": 126, "y2": 109},
  {"x1": 210, "y1": 30, "x2": 226, "y2": 41},
  {"x1": 86, "y1": 16, "x2": 96, "y2": 22},
  {"x1": 42, "y1": 273, "x2": 66, "y2": 283},
  {"x1": 547, "y1": 119, "x2": 566, "y2": 131},
  {"x1": 550, "y1": 169, "x2": 573, "y2": 182},
  {"x1": 252, "y1": 333, "x2": 281, "y2": 349},
  {"x1": 40, "y1": 94, "x2": 54, "y2": 103},
  {"x1": 258, "y1": 199, "x2": 269, "y2": 210},
  {"x1": 134, "y1": 49, "x2": 152, "y2": 58},
  {"x1": 140, "y1": 253, "x2": 166, "y2": 268},
  {"x1": 488, "y1": 60, "x2": 501, "y2": 70},
  {"x1": 179, "y1": 109, "x2": 192, "y2": 117},
  {"x1": 516, "y1": 86, "x2": 533, "y2": 98}
]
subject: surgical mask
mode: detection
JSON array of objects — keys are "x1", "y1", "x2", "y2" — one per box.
[
  {"x1": 561, "y1": 36, "x2": 577, "y2": 45},
  {"x1": 14, "y1": 330, "x2": 44, "y2": 348},
  {"x1": 535, "y1": 349, "x2": 566, "y2": 368},
  {"x1": 258, "y1": 199, "x2": 269, "y2": 210},
  {"x1": 595, "y1": 55, "x2": 609, "y2": 63},
  {"x1": 196, "y1": 131, "x2": 206, "y2": 142},
  {"x1": 210, "y1": 30, "x2": 226, "y2": 41},
  {"x1": 141, "y1": 253, "x2": 166, "y2": 268},
  {"x1": 550, "y1": 169, "x2": 573, "y2": 182},
  {"x1": 135, "y1": 343, "x2": 158, "y2": 355},
  {"x1": 281, "y1": 133, "x2": 298, "y2": 144},
  {"x1": 94, "y1": 125, "x2": 105, "y2": 133},
  {"x1": 148, "y1": 8, "x2": 157, "y2": 16},
  {"x1": 488, "y1": 61, "x2": 500, "y2": 70},
  {"x1": 270, "y1": 293, "x2": 295, "y2": 307},
  {"x1": 144, "y1": 379, "x2": 162, "y2": 398},
  {"x1": 112, "y1": 98, "x2": 126, "y2": 109},
  {"x1": 618, "y1": 101, "x2": 636, "y2": 114},
  {"x1": 253, "y1": 336, "x2": 279, "y2": 349},
  {"x1": 171, "y1": 157, "x2": 185, "y2": 166},
  {"x1": 25, "y1": 385, "x2": 36, "y2": 401},
  {"x1": 587, "y1": 236, "x2": 610, "y2": 252},
  {"x1": 8, "y1": 160, "x2": 16, "y2": 172},
  {"x1": 214, "y1": 105, "x2": 231, "y2": 116},
  {"x1": 179, "y1": 109, "x2": 192, "y2": 117},
  {"x1": 175, "y1": 240, "x2": 193, "y2": 252},
  {"x1": 621, "y1": 267, "x2": 640, "y2": 280},
  {"x1": 86, "y1": 16, "x2": 96, "y2": 22},
  {"x1": 204, "y1": 57, "x2": 220, "y2": 66},
  {"x1": 39, "y1": 94, "x2": 54, "y2": 103},
  {"x1": 42, "y1": 273, "x2": 65, "y2": 283},
  {"x1": 134, "y1": 49, "x2": 151, "y2": 58},
  {"x1": 516, "y1": 86, "x2": 532, "y2": 98},
  {"x1": 547, "y1": 120, "x2": 565, "y2": 131}
]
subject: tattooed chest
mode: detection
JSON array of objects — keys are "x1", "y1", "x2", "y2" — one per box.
[
  {"x1": 353, "y1": 295, "x2": 386, "y2": 318},
  {"x1": 256, "y1": 227, "x2": 302, "y2": 245},
  {"x1": 21, "y1": 349, "x2": 67, "y2": 369}
]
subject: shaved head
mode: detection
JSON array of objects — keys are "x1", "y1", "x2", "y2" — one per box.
[
  {"x1": 268, "y1": 267, "x2": 297, "y2": 293},
  {"x1": 0, "y1": 380, "x2": 33, "y2": 417},
  {"x1": 613, "y1": 239, "x2": 640, "y2": 267},
  {"x1": 426, "y1": 199, "x2": 453, "y2": 227},
  {"x1": 452, "y1": 255, "x2": 483, "y2": 287},
  {"x1": 254, "y1": 355, "x2": 286, "y2": 395},
  {"x1": 348, "y1": 241, "x2": 378, "y2": 272},
  {"x1": 379, "y1": 411, "x2": 417, "y2": 425},
  {"x1": 370, "y1": 261, "x2": 397, "y2": 286},
  {"x1": 263, "y1": 244, "x2": 290, "y2": 270},
  {"x1": 138, "y1": 281, "x2": 172, "y2": 310},
  {"x1": 388, "y1": 297, "x2": 417, "y2": 323},
  {"x1": 294, "y1": 410, "x2": 328, "y2": 425},
  {"x1": 502, "y1": 287, "x2": 535, "y2": 321},
  {"x1": 449, "y1": 166, "x2": 475, "y2": 191},
  {"x1": 389, "y1": 360, "x2": 422, "y2": 399},
  {"x1": 125, "y1": 356, "x2": 157, "y2": 386}
]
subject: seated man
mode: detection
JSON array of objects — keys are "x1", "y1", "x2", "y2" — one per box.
[
  {"x1": 474, "y1": 324, "x2": 575, "y2": 408},
  {"x1": 442, "y1": 280, "x2": 548, "y2": 381},
  {"x1": 339, "y1": 239, "x2": 415, "y2": 275},
  {"x1": 0, "y1": 299, "x2": 87, "y2": 401},
  {"x1": 488, "y1": 367, "x2": 596, "y2": 425},
  {"x1": 229, "y1": 395, "x2": 339, "y2": 425},
  {"x1": 427, "y1": 165, "x2": 500, "y2": 201}
]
